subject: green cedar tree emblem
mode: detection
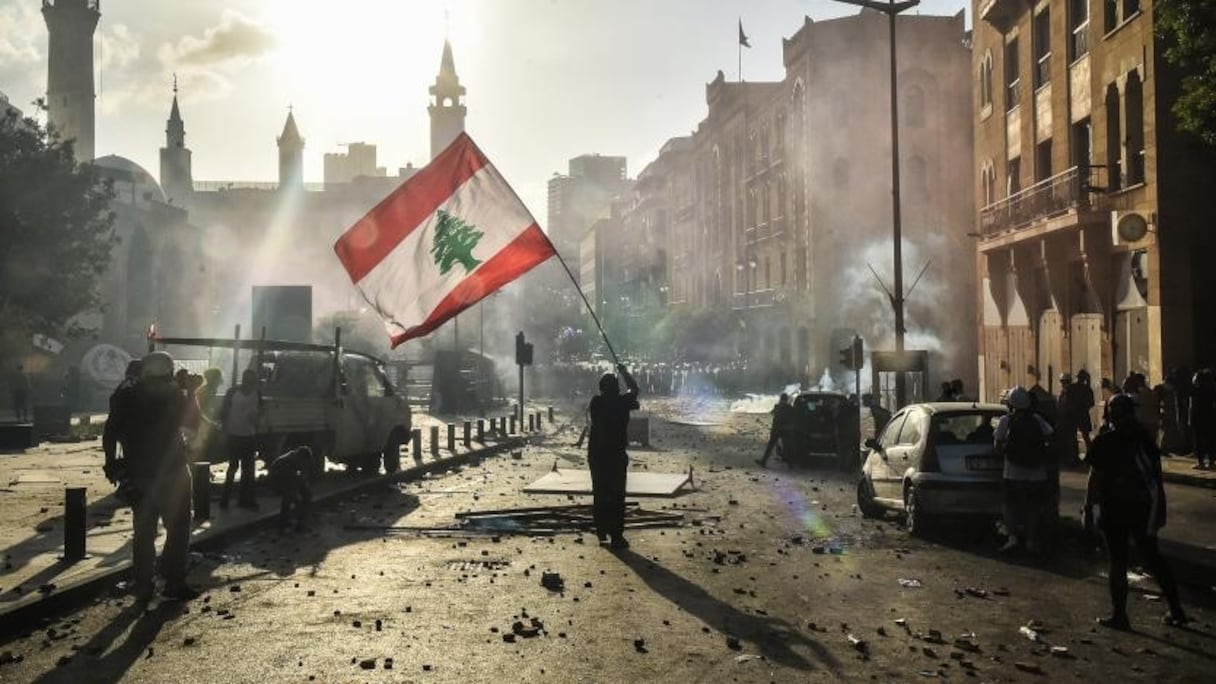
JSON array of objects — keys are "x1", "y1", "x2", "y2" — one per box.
[{"x1": 430, "y1": 210, "x2": 484, "y2": 275}]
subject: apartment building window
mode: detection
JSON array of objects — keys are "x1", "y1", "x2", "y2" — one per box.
[
  {"x1": 1126, "y1": 72, "x2": 1145, "y2": 185},
  {"x1": 1105, "y1": 0, "x2": 1141, "y2": 33},
  {"x1": 981, "y1": 160, "x2": 996, "y2": 206},
  {"x1": 1105, "y1": 84, "x2": 1122, "y2": 189},
  {"x1": 1069, "y1": 0, "x2": 1089, "y2": 61},
  {"x1": 1004, "y1": 36, "x2": 1020, "y2": 111},
  {"x1": 1034, "y1": 8, "x2": 1051, "y2": 88},
  {"x1": 980, "y1": 51, "x2": 994, "y2": 109},
  {"x1": 1071, "y1": 117, "x2": 1092, "y2": 170},
  {"x1": 1035, "y1": 139, "x2": 1053, "y2": 182},
  {"x1": 1007, "y1": 156, "x2": 1022, "y2": 196}
]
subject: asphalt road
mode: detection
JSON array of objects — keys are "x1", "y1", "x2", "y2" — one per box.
[{"x1": 2, "y1": 397, "x2": 1214, "y2": 683}]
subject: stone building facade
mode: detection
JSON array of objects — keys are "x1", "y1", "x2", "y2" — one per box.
[
  {"x1": 972, "y1": 0, "x2": 1216, "y2": 401},
  {"x1": 616, "y1": 9, "x2": 975, "y2": 389}
]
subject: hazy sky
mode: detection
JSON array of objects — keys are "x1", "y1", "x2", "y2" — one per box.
[{"x1": 1, "y1": 0, "x2": 969, "y2": 218}]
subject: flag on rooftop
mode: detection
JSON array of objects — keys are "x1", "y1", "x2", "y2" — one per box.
[
  {"x1": 738, "y1": 20, "x2": 750, "y2": 48},
  {"x1": 333, "y1": 133, "x2": 555, "y2": 348}
]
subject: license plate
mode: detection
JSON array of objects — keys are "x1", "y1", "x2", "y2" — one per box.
[{"x1": 966, "y1": 455, "x2": 1002, "y2": 471}]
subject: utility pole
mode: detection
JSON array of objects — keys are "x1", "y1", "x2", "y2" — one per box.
[{"x1": 834, "y1": 0, "x2": 918, "y2": 407}]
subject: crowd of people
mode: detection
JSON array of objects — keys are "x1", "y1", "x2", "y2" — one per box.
[{"x1": 532, "y1": 359, "x2": 806, "y2": 403}]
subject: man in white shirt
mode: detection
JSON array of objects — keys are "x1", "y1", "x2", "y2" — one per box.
[{"x1": 220, "y1": 369, "x2": 261, "y2": 509}]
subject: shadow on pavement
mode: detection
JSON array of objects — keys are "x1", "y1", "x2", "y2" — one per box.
[
  {"x1": 33, "y1": 600, "x2": 185, "y2": 684},
  {"x1": 612, "y1": 547, "x2": 842, "y2": 675}
]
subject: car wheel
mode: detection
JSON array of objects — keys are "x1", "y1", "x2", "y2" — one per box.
[
  {"x1": 382, "y1": 430, "x2": 403, "y2": 474},
  {"x1": 856, "y1": 477, "x2": 883, "y2": 519},
  {"x1": 903, "y1": 484, "x2": 928, "y2": 537}
]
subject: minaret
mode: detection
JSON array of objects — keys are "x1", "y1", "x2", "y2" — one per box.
[
  {"x1": 159, "y1": 77, "x2": 193, "y2": 205},
  {"x1": 428, "y1": 39, "x2": 466, "y2": 160},
  {"x1": 277, "y1": 108, "x2": 304, "y2": 190},
  {"x1": 42, "y1": 0, "x2": 101, "y2": 162}
]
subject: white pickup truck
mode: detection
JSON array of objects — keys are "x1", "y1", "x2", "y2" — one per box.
[{"x1": 156, "y1": 335, "x2": 411, "y2": 476}]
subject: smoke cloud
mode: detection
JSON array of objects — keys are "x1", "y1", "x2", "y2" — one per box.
[{"x1": 159, "y1": 10, "x2": 276, "y2": 68}]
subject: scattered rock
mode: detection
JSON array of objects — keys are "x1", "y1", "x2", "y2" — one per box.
[
  {"x1": 541, "y1": 572, "x2": 564, "y2": 591},
  {"x1": 359, "y1": 658, "x2": 376, "y2": 670},
  {"x1": 726, "y1": 636, "x2": 742, "y2": 651}
]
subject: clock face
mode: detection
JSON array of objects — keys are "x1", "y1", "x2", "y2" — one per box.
[{"x1": 1117, "y1": 213, "x2": 1148, "y2": 242}]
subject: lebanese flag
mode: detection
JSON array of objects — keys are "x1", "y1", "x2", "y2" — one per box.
[{"x1": 334, "y1": 133, "x2": 555, "y2": 348}]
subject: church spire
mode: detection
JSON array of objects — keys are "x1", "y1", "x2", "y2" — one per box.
[{"x1": 428, "y1": 39, "x2": 466, "y2": 160}]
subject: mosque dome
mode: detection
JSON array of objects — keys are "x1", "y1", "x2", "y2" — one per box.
[{"x1": 93, "y1": 154, "x2": 168, "y2": 206}]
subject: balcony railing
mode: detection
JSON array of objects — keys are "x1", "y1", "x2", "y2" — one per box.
[{"x1": 980, "y1": 165, "x2": 1106, "y2": 236}]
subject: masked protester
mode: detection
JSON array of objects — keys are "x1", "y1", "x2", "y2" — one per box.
[
  {"x1": 587, "y1": 363, "x2": 640, "y2": 548},
  {"x1": 1085, "y1": 393, "x2": 1187, "y2": 629},
  {"x1": 103, "y1": 352, "x2": 196, "y2": 602}
]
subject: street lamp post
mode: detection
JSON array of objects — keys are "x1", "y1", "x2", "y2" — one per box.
[{"x1": 834, "y1": 0, "x2": 918, "y2": 407}]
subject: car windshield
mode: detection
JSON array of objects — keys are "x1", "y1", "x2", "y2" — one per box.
[{"x1": 929, "y1": 411, "x2": 1004, "y2": 445}]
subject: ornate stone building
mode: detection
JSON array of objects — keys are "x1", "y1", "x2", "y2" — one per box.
[
  {"x1": 616, "y1": 9, "x2": 976, "y2": 388},
  {"x1": 972, "y1": 0, "x2": 1216, "y2": 400}
]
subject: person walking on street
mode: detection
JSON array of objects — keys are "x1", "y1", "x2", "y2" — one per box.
[
  {"x1": 587, "y1": 363, "x2": 640, "y2": 549},
  {"x1": 995, "y1": 387, "x2": 1053, "y2": 554},
  {"x1": 9, "y1": 364, "x2": 31, "y2": 422},
  {"x1": 1084, "y1": 393, "x2": 1188, "y2": 629},
  {"x1": 219, "y1": 369, "x2": 261, "y2": 509},
  {"x1": 757, "y1": 392, "x2": 794, "y2": 468},
  {"x1": 1190, "y1": 369, "x2": 1216, "y2": 469},
  {"x1": 102, "y1": 351, "x2": 196, "y2": 602}
]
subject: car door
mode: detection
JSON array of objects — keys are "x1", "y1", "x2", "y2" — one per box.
[
  {"x1": 887, "y1": 409, "x2": 926, "y2": 489},
  {"x1": 333, "y1": 356, "x2": 371, "y2": 458},
  {"x1": 869, "y1": 411, "x2": 908, "y2": 501}
]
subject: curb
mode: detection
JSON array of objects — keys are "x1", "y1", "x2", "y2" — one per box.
[
  {"x1": 1161, "y1": 470, "x2": 1216, "y2": 490},
  {"x1": 0, "y1": 436, "x2": 528, "y2": 639}
]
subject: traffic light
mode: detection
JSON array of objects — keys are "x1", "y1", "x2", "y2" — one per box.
[
  {"x1": 838, "y1": 336, "x2": 864, "y2": 371},
  {"x1": 839, "y1": 345, "x2": 856, "y2": 370},
  {"x1": 515, "y1": 331, "x2": 534, "y2": 366}
]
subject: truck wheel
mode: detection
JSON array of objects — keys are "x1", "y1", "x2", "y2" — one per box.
[{"x1": 383, "y1": 431, "x2": 403, "y2": 474}]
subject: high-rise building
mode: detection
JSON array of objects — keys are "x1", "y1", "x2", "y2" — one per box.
[
  {"x1": 547, "y1": 154, "x2": 628, "y2": 263},
  {"x1": 971, "y1": 0, "x2": 1216, "y2": 399},
  {"x1": 42, "y1": 0, "x2": 100, "y2": 162},
  {"x1": 428, "y1": 39, "x2": 466, "y2": 160}
]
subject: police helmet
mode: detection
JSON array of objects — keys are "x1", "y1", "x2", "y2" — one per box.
[{"x1": 140, "y1": 351, "x2": 174, "y2": 380}]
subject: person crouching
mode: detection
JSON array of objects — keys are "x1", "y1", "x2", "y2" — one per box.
[{"x1": 268, "y1": 447, "x2": 313, "y2": 532}]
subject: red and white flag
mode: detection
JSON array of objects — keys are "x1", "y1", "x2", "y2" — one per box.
[{"x1": 334, "y1": 133, "x2": 555, "y2": 348}]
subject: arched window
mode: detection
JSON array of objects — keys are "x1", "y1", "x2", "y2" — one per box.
[
  {"x1": 981, "y1": 160, "x2": 997, "y2": 206},
  {"x1": 905, "y1": 86, "x2": 925, "y2": 127},
  {"x1": 980, "y1": 51, "x2": 994, "y2": 108}
]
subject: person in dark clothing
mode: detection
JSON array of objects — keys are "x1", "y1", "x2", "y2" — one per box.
[
  {"x1": 756, "y1": 393, "x2": 794, "y2": 467},
  {"x1": 268, "y1": 446, "x2": 313, "y2": 532},
  {"x1": 862, "y1": 393, "x2": 892, "y2": 438},
  {"x1": 587, "y1": 363, "x2": 640, "y2": 548},
  {"x1": 1190, "y1": 369, "x2": 1215, "y2": 470},
  {"x1": 936, "y1": 381, "x2": 954, "y2": 402},
  {"x1": 103, "y1": 352, "x2": 195, "y2": 602},
  {"x1": 1085, "y1": 393, "x2": 1187, "y2": 629},
  {"x1": 1069, "y1": 370, "x2": 1096, "y2": 452}
]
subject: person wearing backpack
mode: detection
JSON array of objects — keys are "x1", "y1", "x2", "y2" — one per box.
[
  {"x1": 1084, "y1": 393, "x2": 1187, "y2": 629},
  {"x1": 994, "y1": 386, "x2": 1053, "y2": 554}
]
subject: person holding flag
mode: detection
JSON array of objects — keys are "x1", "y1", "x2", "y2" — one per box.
[{"x1": 588, "y1": 364, "x2": 641, "y2": 548}]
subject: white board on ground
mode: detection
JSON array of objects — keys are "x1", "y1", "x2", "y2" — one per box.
[{"x1": 523, "y1": 468, "x2": 692, "y2": 497}]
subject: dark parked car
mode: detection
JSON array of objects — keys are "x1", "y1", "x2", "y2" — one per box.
[
  {"x1": 855, "y1": 402, "x2": 1007, "y2": 536},
  {"x1": 782, "y1": 391, "x2": 861, "y2": 471}
]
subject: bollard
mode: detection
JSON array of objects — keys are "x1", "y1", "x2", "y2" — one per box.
[
  {"x1": 429, "y1": 425, "x2": 440, "y2": 457},
  {"x1": 63, "y1": 487, "x2": 87, "y2": 562},
  {"x1": 447, "y1": 424, "x2": 456, "y2": 452},
  {"x1": 528, "y1": 413, "x2": 535, "y2": 432},
  {"x1": 192, "y1": 462, "x2": 211, "y2": 521},
  {"x1": 548, "y1": 406, "x2": 554, "y2": 423},
  {"x1": 476, "y1": 419, "x2": 485, "y2": 443},
  {"x1": 509, "y1": 415, "x2": 517, "y2": 435},
  {"x1": 462, "y1": 421, "x2": 471, "y2": 448},
  {"x1": 411, "y1": 428, "x2": 422, "y2": 460},
  {"x1": 535, "y1": 411, "x2": 542, "y2": 431}
]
